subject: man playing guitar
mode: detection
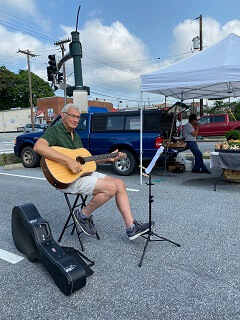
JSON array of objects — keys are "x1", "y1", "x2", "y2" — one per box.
[{"x1": 34, "y1": 103, "x2": 149, "y2": 240}]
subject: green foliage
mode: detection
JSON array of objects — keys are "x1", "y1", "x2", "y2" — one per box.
[
  {"x1": 225, "y1": 130, "x2": 240, "y2": 140},
  {"x1": 205, "y1": 100, "x2": 240, "y2": 120},
  {"x1": 0, "y1": 153, "x2": 21, "y2": 166},
  {"x1": 233, "y1": 103, "x2": 240, "y2": 120},
  {"x1": 0, "y1": 66, "x2": 55, "y2": 110}
]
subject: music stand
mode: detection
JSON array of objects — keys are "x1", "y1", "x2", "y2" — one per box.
[{"x1": 139, "y1": 146, "x2": 181, "y2": 267}]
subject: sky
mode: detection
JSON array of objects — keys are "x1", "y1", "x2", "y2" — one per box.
[{"x1": 1, "y1": 0, "x2": 240, "y2": 108}]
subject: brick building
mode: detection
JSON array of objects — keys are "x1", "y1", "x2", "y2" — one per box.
[{"x1": 36, "y1": 96, "x2": 114, "y2": 122}]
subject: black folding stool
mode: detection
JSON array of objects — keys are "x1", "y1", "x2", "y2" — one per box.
[{"x1": 58, "y1": 192, "x2": 100, "y2": 251}]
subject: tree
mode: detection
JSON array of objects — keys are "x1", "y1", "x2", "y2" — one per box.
[
  {"x1": 205, "y1": 99, "x2": 240, "y2": 120},
  {"x1": 0, "y1": 66, "x2": 55, "y2": 110}
]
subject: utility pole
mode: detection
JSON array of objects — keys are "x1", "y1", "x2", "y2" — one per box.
[
  {"x1": 18, "y1": 49, "x2": 38, "y2": 131},
  {"x1": 54, "y1": 38, "x2": 71, "y2": 106},
  {"x1": 199, "y1": 14, "x2": 204, "y2": 116}
]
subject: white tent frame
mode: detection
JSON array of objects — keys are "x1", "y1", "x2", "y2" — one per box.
[{"x1": 139, "y1": 33, "x2": 240, "y2": 184}]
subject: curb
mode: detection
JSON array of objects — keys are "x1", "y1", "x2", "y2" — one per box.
[{"x1": 3, "y1": 163, "x2": 24, "y2": 170}]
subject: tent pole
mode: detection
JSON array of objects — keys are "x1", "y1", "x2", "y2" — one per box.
[{"x1": 140, "y1": 91, "x2": 143, "y2": 185}]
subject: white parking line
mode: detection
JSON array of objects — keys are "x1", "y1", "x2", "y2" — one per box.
[
  {"x1": 0, "y1": 172, "x2": 140, "y2": 191},
  {"x1": 0, "y1": 150, "x2": 14, "y2": 154},
  {"x1": 0, "y1": 172, "x2": 46, "y2": 180},
  {"x1": 0, "y1": 249, "x2": 24, "y2": 264},
  {"x1": 1, "y1": 142, "x2": 14, "y2": 144}
]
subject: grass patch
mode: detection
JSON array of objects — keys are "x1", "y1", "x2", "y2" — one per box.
[{"x1": 0, "y1": 153, "x2": 21, "y2": 166}]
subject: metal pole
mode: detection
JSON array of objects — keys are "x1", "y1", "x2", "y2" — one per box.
[
  {"x1": 70, "y1": 31, "x2": 83, "y2": 90},
  {"x1": 2, "y1": 112, "x2": 5, "y2": 134},
  {"x1": 54, "y1": 39, "x2": 71, "y2": 106},
  {"x1": 26, "y1": 53, "x2": 34, "y2": 130},
  {"x1": 140, "y1": 91, "x2": 143, "y2": 185},
  {"x1": 199, "y1": 14, "x2": 203, "y2": 116},
  {"x1": 18, "y1": 49, "x2": 37, "y2": 131}
]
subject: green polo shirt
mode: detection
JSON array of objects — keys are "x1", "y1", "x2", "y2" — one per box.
[{"x1": 41, "y1": 122, "x2": 83, "y2": 149}]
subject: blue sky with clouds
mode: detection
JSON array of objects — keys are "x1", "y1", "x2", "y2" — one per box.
[{"x1": 1, "y1": 0, "x2": 240, "y2": 107}]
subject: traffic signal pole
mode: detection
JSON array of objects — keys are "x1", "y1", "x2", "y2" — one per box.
[
  {"x1": 70, "y1": 31, "x2": 83, "y2": 89},
  {"x1": 52, "y1": 30, "x2": 90, "y2": 112},
  {"x1": 54, "y1": 38, "x2": 71, "y2": 106}
]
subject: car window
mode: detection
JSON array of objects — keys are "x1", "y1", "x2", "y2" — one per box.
[
  {"x1": 198, "y1": 116, "x2": 212, "y2": 124},
  {"x1": 213, "y1": 115, "x2": 225, "y2": 122},
  {"x1": 125, "y1": 116, "x2": 140, "y2": 130},
  {"x1": 77, "y1": 117, "x2": 87, "y2": 131},
  {"x1": 106, "y1": 116, "x2": 124, "y2": 130}
]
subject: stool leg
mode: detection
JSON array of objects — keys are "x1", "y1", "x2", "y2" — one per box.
[
  {"x1": 58, "y1": 193, "x2": 85, "y2": 251},
  {"x1": 59, "y1": 193, "x2": 100, "y2": 251},
  {"x1": 58, "y1": 212, "x2": 72, "y2": 243}
]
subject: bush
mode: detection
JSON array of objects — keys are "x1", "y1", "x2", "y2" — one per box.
[
  {"x1": 225, "y1": 130, "x2": 240, "y2": 141},
  {"x1": 0, "y1": 153, "x2": 21, "y2": 166}
]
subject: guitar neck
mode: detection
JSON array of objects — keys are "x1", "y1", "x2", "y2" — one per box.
[{"x1": 84, "y1": 152, "x2": 118, "y2": 163}]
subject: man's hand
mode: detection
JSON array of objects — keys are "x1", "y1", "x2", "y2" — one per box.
[
  {"x1": 66, "y1": 158, "x2": 83, "y2": 173},
  {"x1": 109, "y1": 149, "x2": 126, "y2": 162}
]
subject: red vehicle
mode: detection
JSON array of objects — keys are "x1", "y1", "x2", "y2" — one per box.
[{"x1": 196, "y1": 114, "x2": 240, "y2": 136}]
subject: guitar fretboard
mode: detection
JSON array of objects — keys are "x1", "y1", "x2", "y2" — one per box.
[{"x1": 84, "y1": 152, "x2": 119, "y2": 163}]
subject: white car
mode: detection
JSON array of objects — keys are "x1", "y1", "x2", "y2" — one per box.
[{"x1": 23, "y1": 123, "x2": 48, "y2": 134}]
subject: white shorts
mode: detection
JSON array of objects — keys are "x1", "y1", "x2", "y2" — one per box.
[{"x1": 58, "y1": 172, "x2": 106, "y2": 196}]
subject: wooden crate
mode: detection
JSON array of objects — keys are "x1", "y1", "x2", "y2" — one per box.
[
  {"x1": 163, "y1": 141, "x2": 186, "y2": 149},
  {"x1": 167, "y1": 161, "x2": 185, "y2": 173},
  {"x1": 223, "y1": 169, "x2": 240, "y2": 182}
]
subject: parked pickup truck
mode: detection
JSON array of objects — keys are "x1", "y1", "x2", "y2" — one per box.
[
  {"x1": 197, "y1": 113, "x2": 240, "y2": 136},
  {"x1": 14, "y1": 109, "x2": 178, "y2": 175}
]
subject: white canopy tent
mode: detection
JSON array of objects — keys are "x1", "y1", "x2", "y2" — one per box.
[
  {"x1": 139, "y1": 33, "x2": 240, "y2": 183},
  {"x1": 141, "y1": 33, "x2": 240, "y2": 100}
]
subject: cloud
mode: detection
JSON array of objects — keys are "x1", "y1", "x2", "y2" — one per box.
[
  {"x1": 60, "y1": 19, "x2": 152, "y2": 101},
  {"x1": 87, "y1": 9, "x2": 102, "y2": 19},
  {"x1": 172, "y1": 16, "x2": 240, "y2": 59},
  {"x1": 0, "y1": 25, "x2": 56, "y2": 84},
  {"x1": 1, "y1": 14, "x2": 240, "y2": 106},
  {"x1": 0, "y1": 0, "x2": 37, "y2": 16}
]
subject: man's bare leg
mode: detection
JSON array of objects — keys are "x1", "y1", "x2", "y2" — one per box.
[{"x1": 82, "y1": 176, "x2": 134, "y2": 227}]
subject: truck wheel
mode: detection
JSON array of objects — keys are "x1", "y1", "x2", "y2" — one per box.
[
  {"x1": 111, "y1": 149, "x2": 137, "y2": 176},
  {"x1": 21, "y1": 146, "x2": 40, "y2": 168}
]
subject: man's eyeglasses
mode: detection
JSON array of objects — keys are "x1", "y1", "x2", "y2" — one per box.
[{"x1": 64, "y1": 112, "x2": 81, "y2": 120}]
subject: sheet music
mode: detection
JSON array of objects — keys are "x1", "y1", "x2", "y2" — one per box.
[{"x1": 145, "y1": 146, "x2": 164, "y2": 175}]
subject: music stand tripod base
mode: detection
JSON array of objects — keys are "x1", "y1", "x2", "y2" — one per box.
[{"x1": 138, "y1": 174, "x2": 180, "y2": 267}]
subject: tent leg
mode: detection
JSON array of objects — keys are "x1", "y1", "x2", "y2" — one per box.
[{"x1": 140, "y1": 91, "x2": 143, "y2": 185}]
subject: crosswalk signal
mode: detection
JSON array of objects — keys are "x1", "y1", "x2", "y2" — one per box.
[{"x1": 47, "y1": 54, "x2": 57, "y2": 81}]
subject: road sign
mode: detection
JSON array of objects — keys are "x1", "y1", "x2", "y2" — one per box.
[{"x1": 48, "y1": 108, "x2": 53, "y2": 116}]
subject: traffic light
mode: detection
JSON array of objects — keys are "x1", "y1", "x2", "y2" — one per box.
[
  {"x1": 66, "y1": 85, "x2": 75, "y2": 97},
  {"x1": 47, "y1": 54, "x2": 57, "y2": 81},
  {"x1": 57, "y1": 72, "x2": 64, "y2": 84}
]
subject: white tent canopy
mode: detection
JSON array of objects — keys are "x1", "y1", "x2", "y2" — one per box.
[{"x1": 141, "y1": 33, "x2": 240, "y2": 100}]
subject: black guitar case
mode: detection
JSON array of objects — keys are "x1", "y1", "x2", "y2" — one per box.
[{"x1": 12, "y1": 203, "x2": 94, "y2": 296}]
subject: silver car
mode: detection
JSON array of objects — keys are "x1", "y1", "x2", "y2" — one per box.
[{"x1": 23, "y1": 123, "x2": 48, "y2": 134}]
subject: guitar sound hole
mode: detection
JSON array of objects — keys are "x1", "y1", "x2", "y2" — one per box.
[{"x1": 76, "y1": 157, "x2": 85, "y2": 165}]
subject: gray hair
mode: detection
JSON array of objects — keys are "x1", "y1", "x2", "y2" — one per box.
[{"x1": 62, "y1": 103, "x2": 81, "y2": 113}]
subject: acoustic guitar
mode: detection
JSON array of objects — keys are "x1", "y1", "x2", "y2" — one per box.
[{"x1": 41, "y1": 146, "x2": 120, "y2": 189}]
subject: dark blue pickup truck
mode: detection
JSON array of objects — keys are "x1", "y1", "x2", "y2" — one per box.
[{"x1": 14, "y1": 109, "x2": 178, "y2": 175}]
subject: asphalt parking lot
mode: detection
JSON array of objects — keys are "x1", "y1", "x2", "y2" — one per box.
[{"x1": 0, "y1": 162, "x2": 240, "y2": 320}]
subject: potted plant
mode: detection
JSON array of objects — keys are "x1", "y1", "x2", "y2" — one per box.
[{"x1": 225, "y1": 130, "x2": 240, "y2": 141}]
